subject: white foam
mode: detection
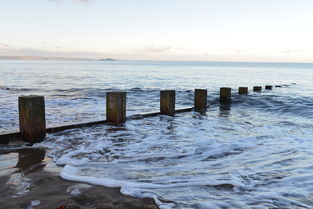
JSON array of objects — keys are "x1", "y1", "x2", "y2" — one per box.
[
  {"x1": 6, "y1": 173, "x2": 32, "y2": 198},
  {"x1": 38, "y1": 102, "x2": 313, "y2": 208}
]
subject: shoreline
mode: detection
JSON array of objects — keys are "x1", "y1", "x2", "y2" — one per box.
[{"x1": 0, "y1": 147, "x2": 159, "y2": 209}]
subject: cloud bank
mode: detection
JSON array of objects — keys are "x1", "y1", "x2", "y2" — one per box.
[{"x1": 134, "y1": 45, "x2": 171, "y2": 53}]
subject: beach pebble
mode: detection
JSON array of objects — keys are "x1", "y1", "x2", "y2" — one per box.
[
  {"x1": 31, "y1": 200, "x2": 41, "y2": 206},
  {"x1": 27, "y1": 200, "x2": 41, "y2": 209}
]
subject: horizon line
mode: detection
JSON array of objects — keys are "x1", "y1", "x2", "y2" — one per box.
[{"x1": 1, "y1": 55, "x2": 313, "y2": 65}]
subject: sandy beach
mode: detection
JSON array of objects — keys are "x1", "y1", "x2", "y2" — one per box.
[{"x1": 0, "y1": 147, "x2": 158, "y2": 209}]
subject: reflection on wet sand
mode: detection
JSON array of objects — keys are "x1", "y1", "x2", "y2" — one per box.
[
  {"x1": 0, "y1": 147, "x2": 46, "y2": 174},
  {"x1": 15, "y1": 148, "x2": 46, "y2": 172}
]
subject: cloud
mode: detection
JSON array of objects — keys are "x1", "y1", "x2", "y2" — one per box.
[
  {"x1": 73, "y1": 0, "x2": 91, "y2": 3},
  {"x1": 280, "y1": 49, "x2": 303, "y2": 54},
  {"x1": 49, "y1": 0, "x2": 92, "y2": 5},
  {"x1": 234, "y1": 49, "x2": 247, "y2": 53},
  {"x1": 134, "y1": 45, "x2": 171, "y2": 53},
  {"x1": 0, "y1": 43, "x2": 14, "y2": 49}
]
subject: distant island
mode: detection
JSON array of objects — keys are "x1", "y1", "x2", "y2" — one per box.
[{"x1": 99, "y1": 58, "x2": 116, "y2": 61}]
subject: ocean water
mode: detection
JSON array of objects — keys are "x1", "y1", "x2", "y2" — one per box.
[{"x1": 1, "y1": 60, "x2": 313, "y2": 208}]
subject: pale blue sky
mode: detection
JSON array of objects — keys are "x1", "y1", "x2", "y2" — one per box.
[{"x1": 0, "y1": 0, "x2": 313, "y2": 62}]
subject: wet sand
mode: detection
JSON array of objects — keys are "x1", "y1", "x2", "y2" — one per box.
[{"x1": 0, "y1": 147, "x2": 158, "y2": 209}]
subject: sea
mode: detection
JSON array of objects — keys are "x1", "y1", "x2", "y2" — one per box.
[{"x1": 0, "y1": 60, "x2": 313, "y2": 209}]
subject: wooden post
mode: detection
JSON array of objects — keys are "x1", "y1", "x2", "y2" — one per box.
[
  {"x1": 19, "y1": 95, "x2": 46, "y2": 143},
  {"x1": 253, "y1": 86, "x2": 262, "y2": 91},
  {"x1": 238, "y1": 87, "x2": 248, "y2": 95},
  {"x1": 194, "y1": 89, "x2": 207, "y2": 112},
  {"x1": 160, "y1": 90, "x2": 175, "y2": 116},
  {"x1": 106, "y1": 92, "x2": 126, "y2": 125},
  {"x1": 265, "y1": 85, "x2": 273, "y2": 90},
  {"x1": 220, "y1": 87, "x2": 231, "y2": 103}
]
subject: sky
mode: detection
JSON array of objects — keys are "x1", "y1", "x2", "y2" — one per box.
[{"x1": 0, "y1": 0, "x2": 313, "y2": 62}]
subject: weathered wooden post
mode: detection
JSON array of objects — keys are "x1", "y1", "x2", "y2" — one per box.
[
  {"x1": 238, "y1": 87, "x2": 248, "y2": 94},
  {"x1": 194, "y1": 89, "x2": 207, "y2": 112},
  {"x1": 106, "y1": 92, "x2": 126, "y2": 125},
  {"x1": 19, "y1": 95, "x2": 46, "y2": 143},
  {"x1": 253, "y1": 86, "x2": 262, "y2": 91},
  {"x1": 220, "y1": 87, "x2": 231, "y2": 103},
  {"x1": 265, "y1": 85, "x2": 273, "y2": 90},
  {"x1": 160, "y1": 90, "x2": 175, "y2": 116}
]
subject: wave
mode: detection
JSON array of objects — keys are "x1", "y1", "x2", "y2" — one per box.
[{"x1": 0, "y1": 86, "x2": 34, "y2": 92}]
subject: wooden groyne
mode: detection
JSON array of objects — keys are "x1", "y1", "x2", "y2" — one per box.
[{"x1": 0, "y1": 85, "x2": 277, "y2": 144}]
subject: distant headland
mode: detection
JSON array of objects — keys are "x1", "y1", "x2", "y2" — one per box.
[
  {"x1": 0, "y1": 56, "x2": 117, "y2": 61},
  {"x1": 0, "y1": 56, "x2": 93, "y2": 61}
]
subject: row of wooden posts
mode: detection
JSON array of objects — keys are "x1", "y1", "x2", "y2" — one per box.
[{"x1": 17, "y1": 85, "x2": 275, "y2": 144}]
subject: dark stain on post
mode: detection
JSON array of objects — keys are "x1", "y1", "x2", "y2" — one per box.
[
  {"x1": 160, "y1": 90, "x2": 176, "y2": 116},
  {"x1": 265, "y1": 85, "x2": 273, "y2": 90},
  {"x1": 106, "y1": 92, "x2": 126, "y2": 125},
  {"x1": 18, "y1": 95, "x2": 46, "y2": 144},
  {"x1": 238, "y1": 87, "x2": 248, "y2": 95},
  {"x1": 194, "y1": 89, "x2": 207, "y2": 112},
  {"x1": 220, "y1": 87, "x2": 231, "y2": 103},
  {"x1": 253, "y1": 86, "x2": 262, "y2": 91}
]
